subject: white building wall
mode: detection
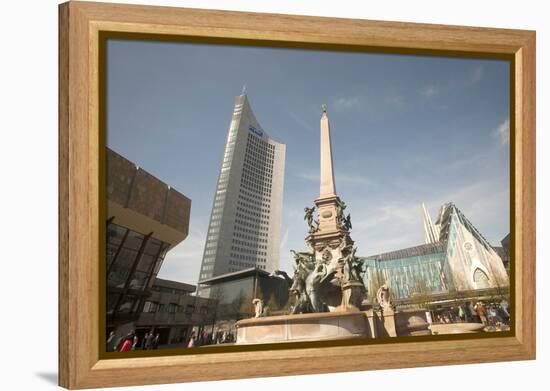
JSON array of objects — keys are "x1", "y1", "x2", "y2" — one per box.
[
  {"x1": 199, "y1": 94, "x2": 285, "y2": 281},
  {"x1": 445, "y1": 209, "x2": 509, "y2": 291}
]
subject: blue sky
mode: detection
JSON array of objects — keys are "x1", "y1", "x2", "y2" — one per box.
[{"x1": 107, "y1": 39, "x2": 510, "y2": 285}]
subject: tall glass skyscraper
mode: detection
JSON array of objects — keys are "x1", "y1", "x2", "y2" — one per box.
[{"x1": 198, "y1": 92, "x2": 285, "y2": 282}]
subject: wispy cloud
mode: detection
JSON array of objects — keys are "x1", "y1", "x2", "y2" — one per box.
[
  {"x1": 279, "y1": 229, "x2": 289, "y2": 254},
  {"x1": 285, "y1": 205, "x2": 307, "y2": 220},
  {"x1": 468, "y1": 65, "x2": 485, "y2": 86},
  {"x1": 418, "y1": 65, "x2": 484, "y2": 101},
  {"x1": 295, "y1": 171, "x2": 319, "y2": 182},
  {"x1": 353, "y1": 203, "x2": 420, "y2": 236},
  {"x1": 493, "y1": 119, "x2": 510, "y2": 146},
  {"x1": 350, "y1": 202, "x2": 423, "y2": 255},
  {"x1": 384, "y1": 93, "x2": 405, "y2": 106},
  {"x1": 295, "y1": 170, "x2": 373, "y2": 188},
  {"x1": 287, "y1": 110, "x2": 315, "y2": 133},
  {"x1": 348, "y1": 173, "x2": 509, "y2": 256},
  {"x1": 419, "y1": 85, "x2": 439, "y2": 97},
  {"x1": 157, "y1": 228, "x2": 205, "y2": 284},
  {"x1": 332, "y1": 96, "x2": 362, "y2": 111},
  {"x1": 337, "y1": 173, "x2": 374, "y2": 187}
]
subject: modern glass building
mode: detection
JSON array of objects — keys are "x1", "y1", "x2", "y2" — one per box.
[
  {"x1": 198, "y1": 92, "x2": 286, "y2": 282},
  {"x1": 198, "y1": 268, "x2": 289, "y2": 320},
  {"x1": 362, "y1": 202, "x2": 509, "y2": 303},
  {"x1": 363, "y1": 242, "x2": 448, "y2": 301}
]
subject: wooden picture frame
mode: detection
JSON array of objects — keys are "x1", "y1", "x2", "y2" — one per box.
[{"x1": 58, "y1": 1, "x2": 536, "y2": 389}]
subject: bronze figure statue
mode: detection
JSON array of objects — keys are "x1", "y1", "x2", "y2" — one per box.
[
  {"x1": 343, "y1": 213, "x2": 352, "y2": 231},
  {"x1": 304, "y1": 206, "x2": 316, "y2": 233},
  {"x1": 336, "y1": 198, "x2": 347, "y2": 228}
]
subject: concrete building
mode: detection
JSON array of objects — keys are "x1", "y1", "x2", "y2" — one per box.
[
  {"x1": 106, "y1": 148, "x2": 191, "y2": 338},
  {"x1": 136, "y1": 278, "x2": 216, "y2": 346},
  {"x1": 198, "y1": 91, "x2": 286, "y2": 281},
  {"x1": 362, "y1": 202, "x2": 509, "y2": 306}
]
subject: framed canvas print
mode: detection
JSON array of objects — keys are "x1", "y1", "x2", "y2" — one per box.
[{"x1": 58, "y1": 1, "x2": 536, "y2": 389}]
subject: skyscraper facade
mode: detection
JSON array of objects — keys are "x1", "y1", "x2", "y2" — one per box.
[{"x1": 198, "y1": 93, "x2": 285, "y2": 282}]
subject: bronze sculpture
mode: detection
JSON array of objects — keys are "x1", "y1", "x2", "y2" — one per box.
[{"x1": 304, "y1": 206, "x2": 316, "y2": 233}]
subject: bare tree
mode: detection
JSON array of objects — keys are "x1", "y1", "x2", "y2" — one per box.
[{"x1": 411, "y1": 277, "x2": 431, "y2": 309}]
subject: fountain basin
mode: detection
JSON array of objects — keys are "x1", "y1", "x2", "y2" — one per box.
[
  {"x1": 235, "y1": 311, "x2": 370, "y2": 344},
  {"x1": 429, "y1": 322, "x2": 485, "y2": 335}
]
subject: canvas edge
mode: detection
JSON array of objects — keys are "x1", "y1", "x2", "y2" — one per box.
[{"x1": 58, "y1": 1, "x2": 537, "y2": 389}]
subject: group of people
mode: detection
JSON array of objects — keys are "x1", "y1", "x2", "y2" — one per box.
[
  {"x1": 106, "y1": 330, "x2": 161, "y2": 352},
  {"x1": 433, "y1": 299, "x2": 510, "y2": 327},
  {"x1": 186, "y1": 330, "x2": 234, "y2": 348},
  {"x1": 473, "y1": 300, "x2": 510, "y2": 328}
]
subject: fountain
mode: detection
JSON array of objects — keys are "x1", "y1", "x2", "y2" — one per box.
[{"x1": 235, "y1": 105, "x2": 379, "y2": 344}]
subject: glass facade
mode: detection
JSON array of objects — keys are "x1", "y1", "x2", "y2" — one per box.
[
  {"x1": 363, "y1": 243, "x2": 448, "y2": 300},
  {"x1": 106, "y1": 221, "x2": 169, "y2": 321},
  {"x1": 199, "y1": 270, "x2": 289, "y2": 319},
  {"x1": 208, "y1": 277, "x2": 254, "y2": 305}
]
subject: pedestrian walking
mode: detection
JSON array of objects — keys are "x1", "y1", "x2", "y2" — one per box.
[
  {"x1": 500, "y1": 298, "x2": 510, "y2": 320},
  {"x1": 152, "y1": 333, "x2": 160, "y2": 349},
  {"x1": 145, "y1": 331, "x2": 154, "y2": 350},
  {"x1": 458, "y1": 306, "x2": 465, "y2": 321},
  {"x1": 474, "y1": 301, "x2": 487, "y2": 325},
  {"x1": 187, "y1": 333, "x2": 196, "y2": 348},
  {"x1": 142, "y1": 332, "x2": 149, "y2": 350},
  {"x1": 118, "y1": 333, "x2": 134, "y2": 352},
  {"x1": 131, "y1": 334, "x2": 139, "y2": 350},
  {"x1": 106, "y1": 331, "x2": 117, "y2": 352}
]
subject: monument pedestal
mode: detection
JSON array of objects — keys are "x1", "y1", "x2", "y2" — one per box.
[{"x1": 379, "y1": 308, "x2": 397, "y2": 337}]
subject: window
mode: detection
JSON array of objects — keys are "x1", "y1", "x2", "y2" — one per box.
[
  {"x1": 128, "y1": 270, "x2": 148, "y2": 290},
  {"x1": 185, "y1": 304, "x2": 195, "y2": 315},
  {"x1": 473, "y1": 268, "x2": 490, "y2": 289},
  {"x1": 124, "y1": 231, "x2": 145, "y2": 250},
  {"x1": 143, "y1": 301, "x2": 158, "y2": 313},
  {"x1": 107, "y1": 248, "x2": 138, "y2": 289},
  {"x1": 168, "y1": 303, "x2": 178, "y2": 313},
  {"x1": 107, "y1": 294, "x2": 120, "y2": 315},
  {"x1": 117, "y1": 295, "x2": 139, "y2": 314}
]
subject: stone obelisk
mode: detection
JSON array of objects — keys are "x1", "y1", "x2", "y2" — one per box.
[
  {"x1": 307, "y1": 105, "x2": 352, "y2": 267},
  {"x1": 319, "y1": 104, "x2": 337, "y2": 200}
]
